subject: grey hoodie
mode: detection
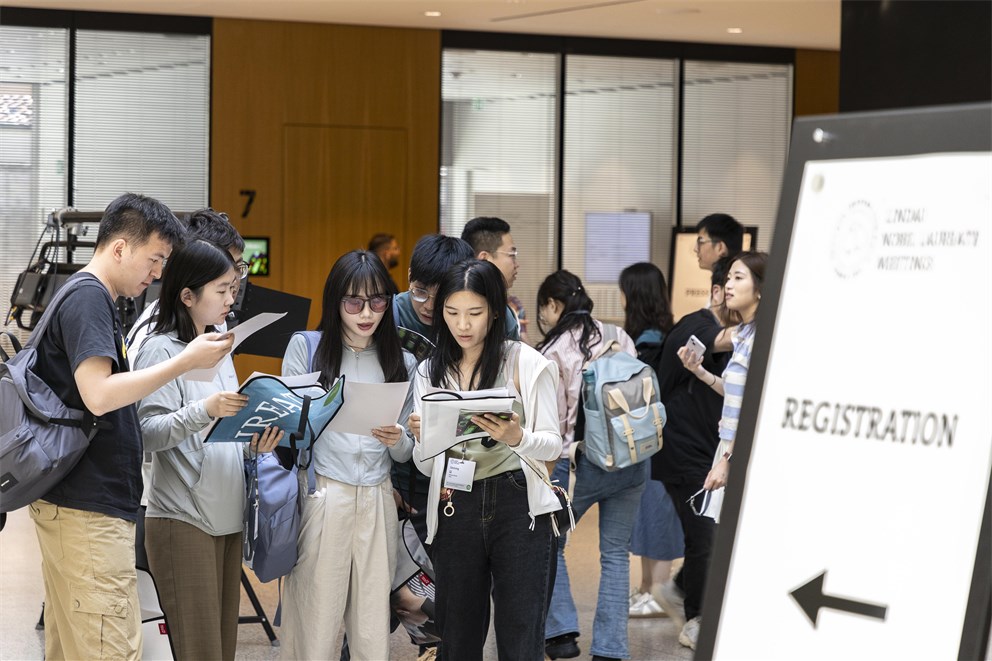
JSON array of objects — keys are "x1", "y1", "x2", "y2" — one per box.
[{"x1": 135, "y1": 332, "x2": 245, "y2": 536}]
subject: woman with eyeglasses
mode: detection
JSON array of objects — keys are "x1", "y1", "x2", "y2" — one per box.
[
  {"x1": 279, "y1": 250, "x2": 418, "y2": 660},
  {"x1": 535, "y1": 270, "x2": 644, "y2": 661},
  {"x1": 408, "y1": 259, "x2": 562, "y2": 661},
  {"x1": 135, "y1": 239, "x2": 283, "y2": 661}
]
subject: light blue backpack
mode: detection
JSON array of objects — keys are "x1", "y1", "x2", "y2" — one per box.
[{"x1": 579, "y1": 325, "x2": 666, "y2": 471}]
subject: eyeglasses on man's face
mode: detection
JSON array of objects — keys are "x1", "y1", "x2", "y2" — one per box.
[
  {"x1": 236, "y1": 260, "x2": 250, "y2": 279},
  {"x1": 409, "y1": 285, "x2": 438, "y2": 303},
  {"x1": 695, "y1": 237, "x2": 714, "y2": 248},
  {"x1": 341, "y1": 294, "x2": 390, "y2": 315},
  {"x1": 494, "y1": 249, "x2": 519, "y2": 262}
]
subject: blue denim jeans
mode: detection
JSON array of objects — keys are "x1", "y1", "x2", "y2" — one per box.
[
  {"x1": 433, "y1": 469, "x2": 554, "y2": 661},
  {"x1": 546, "y1": 454, "x2": 646, "y2": 659}
]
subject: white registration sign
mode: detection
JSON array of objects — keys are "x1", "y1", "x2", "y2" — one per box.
[{"x1": 701, "y1": 106, "x2": 992, "y2": 661}]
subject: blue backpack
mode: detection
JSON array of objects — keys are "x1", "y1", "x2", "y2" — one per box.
[
  {"x1": 579, "y1": 325, "x2": 666, "y2": 472},
  {"x1": 243, "y1": 331, "x2": 326, "y2": 583}
]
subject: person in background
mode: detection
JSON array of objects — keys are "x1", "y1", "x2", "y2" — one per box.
[
  {"x1": 135, "y1": 239, "x2": 283, "y2": 661},
  {"x1": 694, "y1": 213, "x2": 744, "y2": 272},
  {"x1": 618, "y1": 262, "x2": 685, "y2": 620},
  {"x1": 409, "y1": 259, "x2": 561, "y2": 660},
  {"x1": 279, "y1": 250, "x2": 417, "y2": 660},
  {"x1": 392, "y1": 234, "x2": 475, "y2": 341},
  {"x1": 127, "y1": 208, "x2": 247, "y2": 353},
  {"x1": 656, "y1": 253, "x2": 765, "y2": 650},
  {"x1": 369, "y1": 232, "x2": 402, "y2": 293},
  {"x1": 537, "y1": 270, "x2": 643, "y2": 661},
  {"x1": 28, "y1": 193, "x2": 233, "y2": 661},
  {"x1": 461, "y1": 216, "x2": 524, "y2": 342}
]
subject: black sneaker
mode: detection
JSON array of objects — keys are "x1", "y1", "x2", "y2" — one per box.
[{"x1": 545, "y1": 632, "x2": 580, "y2": 659}]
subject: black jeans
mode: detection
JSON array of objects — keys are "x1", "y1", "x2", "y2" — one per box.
[
  {"x1": 432, "y1": 469, "x2": 553, "y2": 661},
  {"x1": 664, "y1": 480, "x2": 716, "y2": 621}
]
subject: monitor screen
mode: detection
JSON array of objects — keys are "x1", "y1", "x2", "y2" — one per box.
[{"x1": 242, "y1": 236, "x2": 270, "y2": 277}]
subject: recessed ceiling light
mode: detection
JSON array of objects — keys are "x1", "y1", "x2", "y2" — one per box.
[
  {"x1": 424, "y1": 11, "x2": 441, "y2": 17},
  {"x1": 727, "y1": 27, "x2": 743, "y2": 34}
]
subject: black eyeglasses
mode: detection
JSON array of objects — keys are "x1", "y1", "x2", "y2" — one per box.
[{"x1": 341, "y1": 294, "x2": 390, "y2": 315}]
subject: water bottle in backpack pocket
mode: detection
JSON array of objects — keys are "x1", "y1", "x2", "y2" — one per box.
[{"x1": 579, "y1": 325, "x2": 666, "y2": 472}]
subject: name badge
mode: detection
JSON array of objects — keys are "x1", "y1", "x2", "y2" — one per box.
[{"x1": 444, "y1": 458, "x2": 476, "y2": 492}]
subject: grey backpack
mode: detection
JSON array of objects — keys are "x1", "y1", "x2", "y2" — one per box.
[{"x1": 0, "y1": 276, "x2": 108, "y2": 526}]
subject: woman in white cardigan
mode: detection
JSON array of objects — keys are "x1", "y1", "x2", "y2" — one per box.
[{"x1": 409, "y1": 259, "x2": 561, "y2": 661}]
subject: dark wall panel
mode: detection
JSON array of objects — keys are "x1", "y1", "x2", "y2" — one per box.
[{"x1": 840, "y1": 0, "x2": 992, "y2": 112}]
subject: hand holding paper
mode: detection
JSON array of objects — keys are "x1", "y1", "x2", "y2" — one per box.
[
  {"x1": 185, "y1": 312, "x2": 287, "y2": 382},
  {"x1": 419, "y1": 388, "x2": 515, "y2": 458}
]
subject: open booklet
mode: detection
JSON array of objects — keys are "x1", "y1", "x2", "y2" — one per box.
[
  {"x1": 203, "y1": 371, "x2": 344, "y2": 447},
  {"x1": 419, "y1": 387, "x2": 515, "y2": 458},
  {"x1": 397, "y1": 326, "x2": 435, "y2": 363}
]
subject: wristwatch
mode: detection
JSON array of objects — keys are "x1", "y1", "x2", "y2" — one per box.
[{"x1": 722, "y1": 451, "x2": 733, "y2": 463}]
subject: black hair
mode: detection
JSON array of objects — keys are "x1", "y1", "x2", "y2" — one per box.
[
  {"x1": 696, "y1": 213, "x2": 744, "y2": 258},
  {"x1": 461, "y1": 216, "x2": 511, "y2": 255},
  {"x1": 368, "y1": 233, "x2": 396, "y2": 253},
  {"x1": 95, "y1": 192, "x2": 185, "y2": 250},
  {"x1": 535, "y1": 270, "x2": 601, "y2": 362},
  {"x1": 711, "y1": 255, "x2": 734, "y2": 289},
  {"x1": 314, "y1": 250, "x2": 407, "y2": 387},
  {"x1": 153, "y1": 239, "x2": 236, "y2": 343},
  {"x1": 619, "y1": 262, "x2": 674, "y2": 341},
  {"x1": 408, "y1": 234, "x2": 475, "y2": 286},
  {"x1": 428, "y1": 259, "x2": 508, "y2": 391},
  {"x1": 184, "y1": 208, "x2": 245, "y2": 254}
]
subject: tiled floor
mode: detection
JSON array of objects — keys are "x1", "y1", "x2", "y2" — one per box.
[{"x1": 0, "y1": 505, "x2": 693, "y2": 660}]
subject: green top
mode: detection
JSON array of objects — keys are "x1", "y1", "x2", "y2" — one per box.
[{"x1": 445, "y1": 344, "x2": 524, "y2": 480}]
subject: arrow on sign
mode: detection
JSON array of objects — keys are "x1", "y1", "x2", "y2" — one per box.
[{"x1": 790, "y1": 571, "x2": 888, "y2": 627}]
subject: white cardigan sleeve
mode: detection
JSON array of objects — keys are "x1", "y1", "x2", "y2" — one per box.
[{"x1": 512, "y1": 346, "x2": 562, "y2": 462}]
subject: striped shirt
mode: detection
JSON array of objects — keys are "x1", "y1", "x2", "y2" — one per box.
[{"x1": 718, "y1": 321, "x2": 756, "y2": 443}]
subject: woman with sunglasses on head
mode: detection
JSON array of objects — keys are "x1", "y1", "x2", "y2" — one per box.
[
  {"x1": 279, "y1": 250, "x2": 417, "y2": 660},
  {"x1": 135, "y1": 239, "x2": 283, "y2": 661},
  {"x1": 536, "y1": 270, "x2": 643, "y2": 661},
  {"x1": 408, "y1": 259, "x2": 562, "y2": 661}
]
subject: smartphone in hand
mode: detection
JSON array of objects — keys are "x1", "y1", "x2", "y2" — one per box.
[{"x1": 684, "y1": 334, "x2": 707, "y2": 362}]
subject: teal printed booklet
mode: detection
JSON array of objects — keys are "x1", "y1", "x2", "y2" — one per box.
[{"x1": 203, "y1": 371, "x2": 344, "y2": 447}]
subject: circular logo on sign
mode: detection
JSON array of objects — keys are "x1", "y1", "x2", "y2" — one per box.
[{"x1": 831, "y1": 200, "x2": 877, "y2": 278}]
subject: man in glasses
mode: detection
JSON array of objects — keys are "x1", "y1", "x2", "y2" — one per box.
[
  {"x1": 694, "y1": 213, "x2": 743, "y2": 272},
  {"x1": 126, "y1": 208, "x2": 247, "y2": 353},
  {"x1": 461, "y1": 216, "x2": 524, "y2": 341},
  {"x1": 392, "y1": 234, "x2": 475, "y2": 339}
]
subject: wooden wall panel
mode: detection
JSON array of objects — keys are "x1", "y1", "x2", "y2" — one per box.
[
  {"x1": 794, "y1": 49, "x2": 841, "y2": 116},
  {"x1": 284, "y1": 125, "x2": 408, "y2": 330},
  {"x1": 210, "y1": 19, "x2": 440, "y2": 377}
]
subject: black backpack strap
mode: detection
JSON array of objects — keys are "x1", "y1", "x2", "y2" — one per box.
[
  {"x1": 24, "y1": 274, "x2": 99, "y2": 350},
  {"x1": 0, "y1": 331, "x2": 22, "y2": 362}
]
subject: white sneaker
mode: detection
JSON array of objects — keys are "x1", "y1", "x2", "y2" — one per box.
[
  {"x1": 628, "y1": 591, "x2": 668, "y2": 618},
  {"x1": 678, "y1": 617, "x2": 701, "y2": 650},
  {"x1": 628, "y1": 587, "x2": 643, "y2": 608},
  {"x1": 652, "y1": 580, "x2": 686, "y2": 628}
]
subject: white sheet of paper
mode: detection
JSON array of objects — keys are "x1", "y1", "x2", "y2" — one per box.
[
  {"x1": 420, "y1": 392, "x2": 515, "y2": 458},
  {"x1": 184, "y1": 312, "x2": 287, "y2": 382},
  {"x1": 323, "y1": 380, "x2": 411, "y2": 436}
]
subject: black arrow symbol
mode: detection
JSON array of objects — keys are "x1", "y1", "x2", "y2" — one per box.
[{"x1": 790, "y1": 571, "x2": 888, "y2": 627}]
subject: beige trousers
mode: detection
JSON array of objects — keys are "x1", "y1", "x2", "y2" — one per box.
[
  {"x1": 280, "y1": 475, "x2": 398, "y2": 660},
  {"x1": 30, "y1": 500, "x2": 142, "y2": 661}
]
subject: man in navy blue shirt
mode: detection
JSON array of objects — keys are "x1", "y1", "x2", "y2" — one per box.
[{"x1": 30, "y1": 193, "x2": 234, "y2": 661}]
